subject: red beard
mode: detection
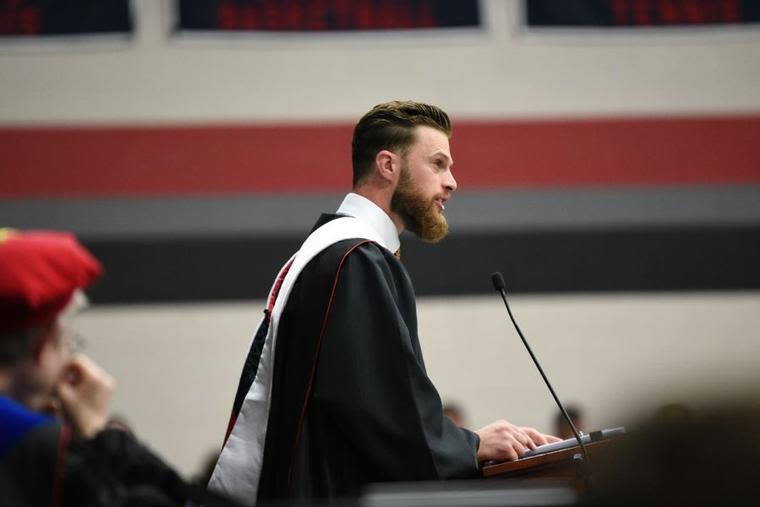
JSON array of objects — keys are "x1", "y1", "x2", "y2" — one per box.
[{"x1": 391, "y1": 166, "x2": 449, "y2": 243}]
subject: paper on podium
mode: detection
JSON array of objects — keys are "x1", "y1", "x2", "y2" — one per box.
[{"x1": 523, "y1": 426, "x2": 626, "y2": 458}]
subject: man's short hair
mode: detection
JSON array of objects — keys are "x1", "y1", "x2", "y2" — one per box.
[
  {"x1": 351, "y1": 101, "x2": 452, "y2": 187},
  {"x1": 554, "y1": 405, "x2": 584, "y2": 428}
]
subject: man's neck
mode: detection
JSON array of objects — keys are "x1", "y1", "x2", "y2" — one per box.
[{"x1": 351, "y1": 186, "x2": 404, "y2": 234}]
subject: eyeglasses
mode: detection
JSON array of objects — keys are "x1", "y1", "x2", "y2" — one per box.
[{"x1": 60, "y1": 327, "x2": 87, "y2": 355}]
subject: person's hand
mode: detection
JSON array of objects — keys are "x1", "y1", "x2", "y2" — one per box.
[
  {"x1": 522, "y1": 426, "x2": 562, "y2": 447},
  {"x1": 55, "y1": 355, "x2": 116, "y2": 438},
  {"x1": 475, "y1": 420, "x2": 561, "y2": 462}
]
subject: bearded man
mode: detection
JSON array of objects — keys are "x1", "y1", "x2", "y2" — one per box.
[{"x1": 209, "y1": 101, "x2": 559, "y2": 506}]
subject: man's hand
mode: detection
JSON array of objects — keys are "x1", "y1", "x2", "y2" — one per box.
[
  {"x1": 475, "y1": 420, "x2": 562, "y2": 462},
  {"x1": 55, "y1": 355, "x2": 116, "y2": 438}
]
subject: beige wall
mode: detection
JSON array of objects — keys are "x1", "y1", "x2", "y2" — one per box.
[
  {"x1": 1, "y1": 0, "x2": 759, "y2": 124},
  {"x1": 75, "y1": 292, "x2": 760, "y2": 478}
]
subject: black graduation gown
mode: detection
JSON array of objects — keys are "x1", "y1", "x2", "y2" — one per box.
[
  {"x1": 256, "y1": 214, "x2": 480, "y2": 503},
  {"x1": 0, "y1": 396, "x2": 191, "y2": 507}
]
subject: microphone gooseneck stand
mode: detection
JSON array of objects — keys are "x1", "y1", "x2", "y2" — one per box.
[{"x1": 490, "y1": 271, "x2": 593, "y2": 493}]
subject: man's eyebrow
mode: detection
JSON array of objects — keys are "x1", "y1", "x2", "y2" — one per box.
[{"x1": 430, "y1": 151, "x2": 453, "y2": 163}]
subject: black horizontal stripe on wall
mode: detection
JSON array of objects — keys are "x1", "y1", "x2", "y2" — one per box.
[
  {"x1": 82, "y1": 226, "x2": 760, "y2": 304},
  {"x1": 6, "y1": 185, "x2": 760, "y2": 237}
]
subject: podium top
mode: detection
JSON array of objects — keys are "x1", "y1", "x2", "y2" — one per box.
[{"x1": 481, "y1": 437, "x2": 619, "y2": 478}]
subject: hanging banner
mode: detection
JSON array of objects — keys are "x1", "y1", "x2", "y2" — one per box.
[
  {"x1": 0, "y1": 0, "x2": 131, "y2": 36},
  {"x1": 525, "y1": 0, "x2": 760, "y2": 27},
  {"x1": 176, "y1": 0, "x2": 481, "y2": 32}
]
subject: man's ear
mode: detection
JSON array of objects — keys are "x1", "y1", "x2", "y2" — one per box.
[{"x1": 375, "y1": 150, "x2": 399, "y2": 184}]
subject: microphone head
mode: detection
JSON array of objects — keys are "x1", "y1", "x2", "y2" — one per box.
[{"x1": 490, "y1": 272, "x2": 506, "y2": 291}]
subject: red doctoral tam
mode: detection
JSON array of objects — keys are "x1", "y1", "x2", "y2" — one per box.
[{"x1": 0, "y1": 229, "x2": 102, "y2": 333}]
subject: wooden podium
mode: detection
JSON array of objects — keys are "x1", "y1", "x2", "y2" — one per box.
[{"x1": 481, "y1": 438, "x2": 621, "y2": 493}]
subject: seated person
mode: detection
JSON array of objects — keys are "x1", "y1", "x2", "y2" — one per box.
[
  {"x1": 554, "y1": 404, "x2": 586, "y2": 440},
  {"x1": 0, "y1": 229, "x2": 202, "y2": 506}
]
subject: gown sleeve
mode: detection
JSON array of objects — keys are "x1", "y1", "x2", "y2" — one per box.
[
  {"x1": 311, "y1": 243, "x2": 480, "y2": 481},
  {"x1": 1, "y1": 422, "x2": 197, "y2": 507},
  {"x1": 63, "y1": 428, "x2": 191, "y2": 506}
]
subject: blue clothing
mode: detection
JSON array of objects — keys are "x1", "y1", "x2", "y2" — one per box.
[
  {"x1": 0, "y1": 395, "x2": 54, "y2": 457},
  {"x1": 0, "y1": 395, "x2": 193, "y2": 506}
]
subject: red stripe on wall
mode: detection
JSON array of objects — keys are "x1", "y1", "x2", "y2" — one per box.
[{"x1": 2, "y1": 115, "x2": 759, "y2": 197}]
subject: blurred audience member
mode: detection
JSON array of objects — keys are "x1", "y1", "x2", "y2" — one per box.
[
  {"x1": 442, "y1": 401, "x2": 467, "y2": 427},
  {"x1": 554, "y1": 404, "x2": 586, "y2": 440},
  {"x1": 589, "y1": 402, "x2": 760, "y2": 506},
  {"x1": 651, "y1": 402, "x2": 692, "y2": 424},
  {"x1": 0, "y1": 229, "x2": 193, "y2": 506}
]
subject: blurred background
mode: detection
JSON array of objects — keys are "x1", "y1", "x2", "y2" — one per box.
[{"x1": 1, "y1": 0, "x2": 759, "y2": 480}]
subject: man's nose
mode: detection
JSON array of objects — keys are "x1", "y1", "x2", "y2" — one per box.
[{"x1": 444, "y1": 170, "x2": 457, "y2": 192}]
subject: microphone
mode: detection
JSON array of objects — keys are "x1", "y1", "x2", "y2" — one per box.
[{"x1": 490, "y1": 272, "x2": 592, "y2": 482}]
